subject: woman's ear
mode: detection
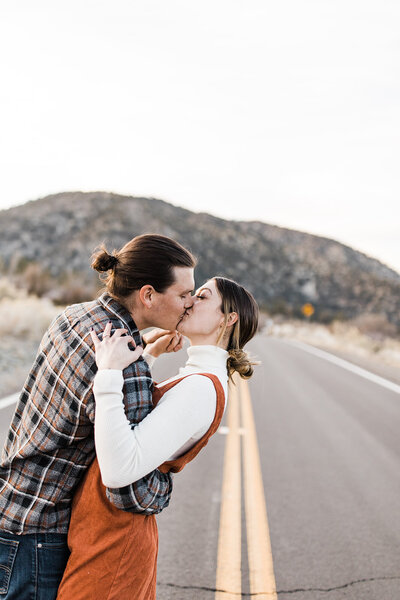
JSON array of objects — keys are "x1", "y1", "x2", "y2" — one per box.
[
  {"x1": 139, "y1": 285, "x2": 155, "y2": 308},
  {"x1": 226, "y1": 312, "x2": 238, "y2": 327}
]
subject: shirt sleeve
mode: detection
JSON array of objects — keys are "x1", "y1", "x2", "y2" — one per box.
[
  {"x1": 142, "y1": 351, "x2": 156, "y2": 369},
  {"x1": 82, "y1": 323, "x2": 172, "y2": 515},
  {"x1": 94, "y1": 370, "x2": 217, "y2": 489},
  {"x1": 103, "y1": 360, "x2": 173, "y2": 515}
]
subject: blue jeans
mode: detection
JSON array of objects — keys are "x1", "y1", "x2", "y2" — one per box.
[{"x1": 0, "y1": 531, "x2": 69, "y2": 599}]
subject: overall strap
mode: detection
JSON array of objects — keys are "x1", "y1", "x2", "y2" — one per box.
[
  {"x1": 156, "y1": 373, "x2": 226, "y2": 474},
  {"x1": 152, "y1": 372, "x2": 224, "y2": 407}
]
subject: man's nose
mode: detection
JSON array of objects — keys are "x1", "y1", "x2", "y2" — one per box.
[{"x1": 185, "y1": 295, "x2": 195, "y2": 308}]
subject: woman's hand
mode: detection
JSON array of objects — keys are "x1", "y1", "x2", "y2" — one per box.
[{"x1": 90, "y1": 322, "x2": 143, "y2": 370}]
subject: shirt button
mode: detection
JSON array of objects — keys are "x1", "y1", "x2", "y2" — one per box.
[{"x1": 37, "y1": 543, "x2": 43, "y2": 548}]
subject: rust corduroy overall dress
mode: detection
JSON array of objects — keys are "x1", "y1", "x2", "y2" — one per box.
[{"x1": 56, "y1": 372, "x2": 225, "y2": 600}]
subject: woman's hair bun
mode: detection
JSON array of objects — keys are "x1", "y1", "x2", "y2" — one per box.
[
  {"x1": 227, "y1": 348, "x2": 256, "y2": 380},
  {"x1": 91, "y1": 245, "x2": 119, "y2": 272}
]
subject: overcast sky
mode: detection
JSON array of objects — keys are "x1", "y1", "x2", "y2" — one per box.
[{"x1": 1, "y1": 1, "x2": 399, "y2": 272}]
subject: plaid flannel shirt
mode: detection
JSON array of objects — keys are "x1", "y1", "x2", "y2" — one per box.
[{"x1": 0, "y1": 292, "x2": 172, "y2": 534}]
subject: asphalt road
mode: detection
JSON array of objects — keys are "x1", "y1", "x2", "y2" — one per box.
[
  {"x1": 1, "y1": 336, "x2": 400, "y2": 599},
  {"x1": 154, "y1": 337, "x2": 400, "y2": 599},
  {"x1": 247, "y1": 337, "x2": 400, "y2": 600}
]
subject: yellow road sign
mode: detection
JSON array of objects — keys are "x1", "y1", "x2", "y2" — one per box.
[{"x1": 301, "y1": 303, "x2": 314, "y2": 317}]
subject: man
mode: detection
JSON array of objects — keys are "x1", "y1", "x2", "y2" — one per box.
[{"x1": 0, "y1": 234, "x2": 196, "y2": 599}]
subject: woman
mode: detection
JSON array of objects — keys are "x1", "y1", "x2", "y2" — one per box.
[{"x1": 57, "y1": 276, "x2": 259, "y2": 600}]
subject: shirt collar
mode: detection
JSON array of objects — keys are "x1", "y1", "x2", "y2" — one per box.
[{"x1": 98, "y1": 292, "x2": 142, "y2": 344}]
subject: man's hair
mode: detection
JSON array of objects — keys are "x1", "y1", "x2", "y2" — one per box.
[{"x1": 91, "y1": 234, "x2": 196, "y2": 297}]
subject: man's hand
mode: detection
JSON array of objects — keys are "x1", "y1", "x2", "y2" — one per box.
[
  {"x1": 142, "y1": 328, "x2": 173, "y2": 346},
  {"x1": 145, "y1": 330, "x2": 184, "y2": 358}
]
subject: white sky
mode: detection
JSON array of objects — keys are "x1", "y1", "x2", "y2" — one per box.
[{"x1": 1, "y1": 1, "x2": 399, "y2": 272}]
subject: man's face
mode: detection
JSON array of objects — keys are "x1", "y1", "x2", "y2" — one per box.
[{"x1": 150, "y1": 266, "x2": 195, "y2": 330}]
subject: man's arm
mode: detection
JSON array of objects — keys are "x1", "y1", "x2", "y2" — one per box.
[
  {"x1": 85, "y1": 322, "x2": 174, "y2": 513},
  {"x1": 86, "y1": 363, "x2": 174, "y2": 513},
  {"x1": 101, "y1": 360, "x2": 173, "y2": 514},
  {"x1": 105, "y1": 470, "x2": 173, "y2": 514}
]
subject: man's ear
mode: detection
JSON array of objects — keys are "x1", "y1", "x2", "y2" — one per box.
[
  {"x1": 226, "y1": 312, "x2": 238, "y2": 327},
  {"x1": 139, "y1": 285, "x2": 156, "y2": 309}
]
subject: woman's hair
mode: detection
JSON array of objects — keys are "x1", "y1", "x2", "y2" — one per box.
[
  {"x1": 91, "y1": 234, "x2": 196, "y2": 298},
  {"x1": 214, "y1": 277, "x2": 259, "y2": 380}
]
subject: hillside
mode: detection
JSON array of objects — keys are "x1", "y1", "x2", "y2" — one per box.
[{"x1": 1, "y1": 191, "x2": 399, "y2": 329}]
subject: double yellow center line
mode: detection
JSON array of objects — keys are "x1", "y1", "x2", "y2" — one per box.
[{"x1": 215, "y1": 375, "x2": 277, "y2": 599}]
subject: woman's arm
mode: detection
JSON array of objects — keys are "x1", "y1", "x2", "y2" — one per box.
[
  {"x1": 91, "y1": 323, "x2": 217, "y2": 488},
  {"x1": 94, "y1": 371, "x2": 217, "y2": 487}
]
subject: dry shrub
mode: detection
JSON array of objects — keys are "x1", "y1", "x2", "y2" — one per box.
[
  {"x1": 48, "y1": 274, "x2": 99, "y2": 305},
  {"x1": 268, "y1": 315, "x2": 400, "y2": 370},
  {"x1": 0, "y1": 280, "x2": 61, "y2": 340},
  {"x1": 0, "y1": 277, "x2": 26, "y2": 301},
  {"x1": 22, "y1": 263, "x2": 53, "y2": 297},
  {"x1": 350, "y1": 313, "x2": 397, "y2": 341},
  {"x1": 378, "y1": 338, "x2": 400, "y2": 366},
  {"x1": 0, "y1": 296, "x2": 61, "y2": 339},
  {"x1": 0, "y1": 278, "x2": 64, "y2": 396}
]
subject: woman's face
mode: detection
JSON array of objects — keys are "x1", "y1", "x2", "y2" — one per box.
[{"x1": 177, "y1": 278, "x2": 225, "y2": 344}]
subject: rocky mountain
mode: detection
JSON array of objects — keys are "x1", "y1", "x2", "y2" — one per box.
[{"x1": 1, "y1": 191, "x2": 399, "y2": 330}]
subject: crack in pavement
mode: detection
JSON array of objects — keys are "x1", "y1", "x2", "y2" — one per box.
[
  {"x1": 158, "y1": 575, "x2": 400, "y2": 596},
  {"x1": 276, "y1": 575, "x2": 400, "y2": 595}
]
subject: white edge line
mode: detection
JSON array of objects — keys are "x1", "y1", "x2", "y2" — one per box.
[
  {"x1": 282, "y1": 339, "x2": 400, "y2": 395},
  {"x1": 0, "y1": 393, "x2": 19, "y2": 410}
]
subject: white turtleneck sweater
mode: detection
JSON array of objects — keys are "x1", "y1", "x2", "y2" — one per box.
[{"x1": 93, "y1": 345, "x2": 228, "y2": 488}]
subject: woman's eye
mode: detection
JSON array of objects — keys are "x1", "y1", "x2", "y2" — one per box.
[{"x1": 196, "y1": 295, "x2": 205, "y2": 300}]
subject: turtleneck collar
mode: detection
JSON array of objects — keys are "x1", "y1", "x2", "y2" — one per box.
[
  {"x1": 156, "y1": 344, "x2": 229, "y2": 389},
  {"x1": 185, "y1": 345, "x2": 228, "y2": 372}
]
